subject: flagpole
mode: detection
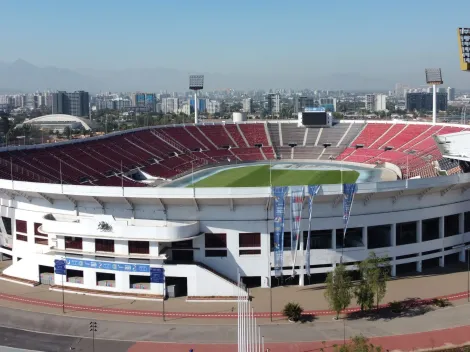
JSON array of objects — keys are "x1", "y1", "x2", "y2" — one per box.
[
  {"x1": 60, "y1": 159, "x2": 63, "y2": 193},
  {"x1": 262, "y1": 336, "x2": 265, "y2": 352},
  {"x1": 121, "y1": 160, "x2": 124, "y2": 193},
  {"x1": 237, "y1": 270, "x2": 240, "y2": 352},
  {"x1": 258, "y1": 327, "x2": 261, "y2": 352}
]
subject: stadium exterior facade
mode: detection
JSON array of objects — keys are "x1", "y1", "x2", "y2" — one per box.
[{"x1": 0, "y1": 120, "x2": 469, "y2": 300}]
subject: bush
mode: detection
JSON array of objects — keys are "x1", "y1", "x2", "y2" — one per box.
[
  {"x1": 282, "y1": 302, "x2": 304, "y2": 321},
  {"x1": 389, "y1": 300, "x2": 403, "y2": 313},
  {"x1": 432, "y1": 298, "x2": 450, "y2": 307}
]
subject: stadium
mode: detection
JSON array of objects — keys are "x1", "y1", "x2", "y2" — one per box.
[{"x1": 0, "y1": 115, "x2": 470, "y2": 300}]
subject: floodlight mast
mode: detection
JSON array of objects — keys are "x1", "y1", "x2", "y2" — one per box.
[
  {"x1": 189, "y1": 75, "x2": 204, "y2": 124},
  {"x1": 457, "y1": 28, "x2": 470, "y2": 71},
  {"x1": 425, "y1": 68, "x2": 443, "y2": 125}
]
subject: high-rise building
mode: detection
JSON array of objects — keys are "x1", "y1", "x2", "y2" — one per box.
[
  {"x1": 293, "y1": 96, "x2": 314, "y2": 113},
  {"x1": 405, "y1": 92, "x2": 447, "y2": 112},
  {"x1": 242, "y1": 98, "x2": 253, "y2": 113},
  {"x1": 319, "y1": 98, "x2": 337, "y2": 112},
  {"x1": 52, "y1": 91, "x2": 90, "y2": 117},
  {"x1": 161, "y1": 98, "x2": 179, "y2": 114},
  {"x1": 206, "y1": 100, "x2": 221, "y2": 114},
  {"x1": 365, "y1": 94, "x2": 387, "y2": 112},
  {"x1": 190, "y1": 98, "x2": 206, "y2": 113},
  {"x1": 447, "y1": 87, "x2": 456, "y2": 101},
  {"x1": 132, "y1": 92, "x2": 156, "y2": 112}
]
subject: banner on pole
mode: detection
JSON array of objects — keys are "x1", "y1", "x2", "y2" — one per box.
[
  {"x1": 272, "y1": 186, "x2": 288, "y2": 278},
  {"x1": 290, "y1": 186, "x2": 305, "y2": 272},
  {"x1": 342, "y1": 183, "x2": 357, "y2": 237},
  {"x1": 305, "y1": 185, "x2": 320, "y2": 277}
]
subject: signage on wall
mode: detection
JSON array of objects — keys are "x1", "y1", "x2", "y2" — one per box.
[
  {"x1": 54, "y1": 259, "x2": 66, "y2": 275},
  {"x1": 150, "y1": 267, "x2": 165, "y2": 283},
  {"x1": 65, "y1": 258, "x2": 150, "y2": 273}
]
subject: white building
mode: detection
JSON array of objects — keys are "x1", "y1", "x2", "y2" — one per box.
[
  {"x1": 207, "y1": 100, "x2": 221, "y2": 114},
  {"x1": 273, "y1": 93, "x2": 281, "y2": 114},
  {"x1": 161, "y1": 98, "x2": 179, "y2": 114},
  {"x1": 365, "y1": 94, "x2": 387, "y2": 112},
  {"x1": 243, "y1": 98, "x2": 253, "y2": 113}
]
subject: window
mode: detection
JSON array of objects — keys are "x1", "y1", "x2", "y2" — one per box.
[
  {"x1": 65, "y1": 236, "x2": 83, "y2": 250},
  {"x1": 422, "y1": 218, "x2": 439, "y2": 242},
  {"x1": 396, "y1": 221, "x2": 417, "y2": 245},
  {"x1": 205, "y1": 233, "x2": 226, "y2": 248},
  {"x1": 128, "y1": 241, "x2": 149, "y2": 254},
  {"x1": 35, "y1": 237, "x2": 48, "y2": 245},
  {"x1": 95, "y1": 239, "x2": 114, "y2": 253},
  {"x1": 270, "y1": 232, "x2": 292, "y2": 251},
  {"x1": 336, "y1": 228, "x2": 363, "y2": 248},
  {"x1": 239, "y1": 233, "x2": 261, "y2": 256},
  {"x1": 16, "y1": 234, "x2": 27, "y2": 242},
  {"x1": 34, "y1": 223, "x2": 46, "y2": 237},
  {"x1": 465, "y1": 212, "x2": 470, "y2": 233},
  {"x1": 205, "y1": 233, "x2": 227, "y2": 257},
  {"x1": 302, "y1": 230, "x2": 332, "y2": 249},
  {"x1": 367, "y1": 225, "x2": 391, "y2": 249},
  {"x1": 1, "y1": 217, "x2": 12, "y2": 235},
  {"x1": 239, "y1": 233, "x2": 261, "y2": 247},
  {"x1": 15, "y1": 220, "x2": 27, "y2": 234},
  {"x1": 444, "y1": 214, "x2": 460, "y2": 237}
]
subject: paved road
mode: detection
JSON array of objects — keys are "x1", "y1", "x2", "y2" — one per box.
[{"x1": 0, "y1": 326, "x2": 133, "y2": 352}]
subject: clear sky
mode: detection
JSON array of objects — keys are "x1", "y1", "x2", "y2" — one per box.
[{"x1": 1, "y1": 0, "x2": 470, "y2": 85}]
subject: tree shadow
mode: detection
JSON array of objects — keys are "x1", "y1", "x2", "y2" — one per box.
[
  {"x1": 346, "y1": 297, "x2": 441, "y2": 321},
  {"x1": 299, "y1": 313, "x2": 317, "y2": 323}
]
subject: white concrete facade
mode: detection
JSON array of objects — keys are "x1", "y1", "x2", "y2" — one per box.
[{"x1": 0, "y1": 170, "x2": 470, "y2": 298}]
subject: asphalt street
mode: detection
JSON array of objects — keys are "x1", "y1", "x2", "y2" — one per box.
[{"x1": 0, "y1": 326, "x2": 134, "y2": 352}]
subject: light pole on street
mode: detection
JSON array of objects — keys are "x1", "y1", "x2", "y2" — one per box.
[{"x1": 89, "y1": 321, "x2": 97, "y2": 352}]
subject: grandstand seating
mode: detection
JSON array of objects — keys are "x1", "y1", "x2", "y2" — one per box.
[{"x1": 0, "y1": 121, "x2": 468, "y2": 185}]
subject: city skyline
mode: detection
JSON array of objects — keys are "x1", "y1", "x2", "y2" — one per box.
[{"x1": 1, "y1": 0, "x2": 470, "y2": 90}]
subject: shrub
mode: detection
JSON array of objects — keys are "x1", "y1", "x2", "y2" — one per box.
[
  {"x1": 389, "y1": 300, "x2": 403, "y2": 313},
  {"x1": 282, "y1": 302, "x2": 304, "y2": 321},
  {"x1": 432, "y1": 298, "x2": 450, "y2": 307}
]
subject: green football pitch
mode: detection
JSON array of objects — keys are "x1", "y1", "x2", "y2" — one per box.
[{"x1": 188, "y1": 165, "x2": 359, "y2": 187}]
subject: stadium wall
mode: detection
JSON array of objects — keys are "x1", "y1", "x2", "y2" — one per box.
[{"x1": 1, "y1": 172, "x2": 470, "y2": 297}]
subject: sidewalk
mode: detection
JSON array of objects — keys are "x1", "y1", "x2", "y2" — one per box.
[{"x1": 0, "y1": 268, "x2": 468, "y2": 322}]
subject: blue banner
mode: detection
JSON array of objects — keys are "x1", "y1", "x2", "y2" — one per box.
[
  {"x1": 65, "y1": 258, "x2": 150, "y2": 273},
  {"x1": 342, "y1": 183, "x2": 357, "y2": 240},
  {"x1": 306, "y1": 185, "x2": 320, "y2": 277},
  {"x1": 273, "y1": 186, "x2": 288, "y2": 278},
  {"x1": 290, "y1": 186, "x2": 305, "y2": 272}
]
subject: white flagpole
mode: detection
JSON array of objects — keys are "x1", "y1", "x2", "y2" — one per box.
[
  {"x1": 254, "y1": 315, "x2": 257, "y2": 352},
  {"x1": 237, "y1": 271, "x2": 240, "y2": 352},
  {"x1": 262, "y1": 336, "x2": 265, "y2": 352},
  {"x1": 258, "y1": 327, "x2": 261, "y2": 352},
  {"x1": 252, "y1": 307, "x2": 255, "y2": 352},
  {"x1": 243, "y1": 284, "x2": 247, "y2": 352},
  {"x1": 241, "y1": 280, "x2": 244, "y2": 352}
]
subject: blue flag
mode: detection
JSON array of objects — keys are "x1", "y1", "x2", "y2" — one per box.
[{"x1": 273, "y1": 186, "x2": 288, "y2": 277}]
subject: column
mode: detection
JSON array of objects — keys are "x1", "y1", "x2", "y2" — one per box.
[
  {"x1": 439, "y1": 254, "x2": 445, "y2": 268},
  {"x1": 416, "y1": 220, "x2": 422, "y2": 243},
  {"x1": 416, "y1": 260, "x2": 422, "y2": 272},
  {"x1": 332, "y1": 229, "x2": 337, "y2": 267},
  {"x1": 439, "y1": 217, "x2": 444, "y2": 238},
  {"x1": 391, "y1": 223, "x2": 397, "y2": 277},
  {"x1": 459, "y1": 213, "x2": 466, "y2": 262},
  {"x1": 362, "y1": 226, "x2": 368, "y2": 249}
]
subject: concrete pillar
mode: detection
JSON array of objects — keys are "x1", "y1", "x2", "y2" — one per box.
[
  {"x1": 416, "y1": 220, "x2": 422, "y2": 243},
  {"x1": 459, "y1": 213, "x2": 465, "y2": 234},
  {"x1": 460, "y1": 249, "x2": 466, "y2": 262},
  {"x1": 439, "y1": 255, "x2": 445, "y2": 268},
  {"x1": 439, "y1": 217, "x2": 445, "y2": 238},
  {"x1": 391, "y1": 224, "x2": 397, "y2": 247},
  {"x1": 416, "y1": 260, "x2": 422, "y2": 272},
  {"x1": 362, "y1": 226, "x2": 368, "y2": 249},
  {"x1": 391, "y1": 263, "x2": 397, "y2": 277}
]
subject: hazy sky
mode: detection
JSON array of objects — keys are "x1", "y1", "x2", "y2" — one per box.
[{"x1": 1, "y1": 0, "x2": 470, "y2": 83}]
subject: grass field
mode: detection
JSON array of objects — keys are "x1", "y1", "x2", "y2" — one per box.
[{"x1": 188, "y1": 165, "x2": 359, "y2": 187}]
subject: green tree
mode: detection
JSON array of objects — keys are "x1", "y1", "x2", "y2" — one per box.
[
  {"x1": 354, "y1": 277, "x2": 374, "y2": 312},
  {"x1": 324, "y1": 264, "x2": 352, "y2": 319},
  {"x1": 359, "y1": 252, "x2": 390, "y2": 311}
]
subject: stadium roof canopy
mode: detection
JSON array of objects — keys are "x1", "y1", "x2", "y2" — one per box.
[
  {"x1": 22, "y1": 114, "x2": 97, "y2": 132},
  {"x1": 434, "y1": 131, "x2": 470, "y2": 162}
]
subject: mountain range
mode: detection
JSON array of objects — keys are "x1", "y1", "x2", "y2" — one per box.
[{"x1": 0, "y1": 59, "x2": 454, "y2": 93}]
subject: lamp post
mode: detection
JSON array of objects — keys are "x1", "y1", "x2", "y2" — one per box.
[{"x1": 89, "y1": 321, "x2": 97, "y2": 352}]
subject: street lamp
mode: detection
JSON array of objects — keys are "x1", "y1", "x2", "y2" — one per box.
[{"x1": 89, "y1": 321, "x2": 97, "y2": 352}]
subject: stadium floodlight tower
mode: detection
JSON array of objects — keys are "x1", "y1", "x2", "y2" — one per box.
[
  {"x1": 189, "y1": 75, "x2": 204, "y2": 124},
  {"x1": 425, "y1": 68, "x2": 443, "y2": 125},
  {"x1": 457, "y1": 28, "x2": 470, "y2": 72}
]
